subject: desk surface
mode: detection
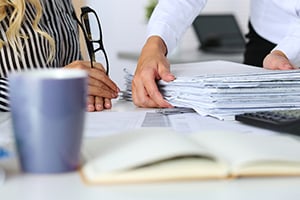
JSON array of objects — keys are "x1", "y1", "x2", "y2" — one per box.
[
  {"x1": 1, "y1": 100, "x2": 300, "y2": 200},
  {"x1": 118, "y1": 47, "x2": 243, "y2": 64}
]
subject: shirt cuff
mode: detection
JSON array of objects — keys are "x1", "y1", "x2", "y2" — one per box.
[
  {"x1": 273, "y1": 36, "x2": 300, "y2": 67},
  {"x1": 146, "y1": 21, "x2": 178, "y2": 54}
]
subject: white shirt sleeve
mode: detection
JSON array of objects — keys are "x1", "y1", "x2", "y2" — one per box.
[
  {"x1": 273, "y1": 19, "x2": 300, "y2": 67},
  {"x1": 251, "y1": 0, "x2": 300, "y2": 67},
  {"x1": 147, "y1": 0, "x2": 207, "y2": 54}
]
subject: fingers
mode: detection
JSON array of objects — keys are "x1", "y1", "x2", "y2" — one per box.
[
  {"x1": 263, "y1": 50, "x2": 296, "y2": 70},
  {"x1": 64, "y1": 60, "x2": 119, "y2": 91},
  {"x1": 87, "y1": 95, "x2": 95, "y2": 112},
  {"x1": 103, "y1": 98, "x2": 112, "y2": 109},
  {"x1": 132, "y1": 60, "x2": 174, "y2": 108},
  {"x1": 157, "y1": 59, "x2": 176, "y2": 82},
  {"x1": 84, "y1": 66, "x2": 119, "y2": 94},
  {"x1": 88, "y1": 67, "x2": 119, "y2": 91},
  {"x1": 132, "y1": 36, "x2": 175, "y2": 108},
  {"x1": 132, "y1": 75, "x2": 163, "y2": 108},
  {"x1": 279, "y1": 63, "x2": 295, "y2": 70},
  {"x1": 86, "y1": 95, "x2": 112, "y2": 112},
  {"x1": 95, "y1": 96, "x2": 104, "y2": 111},
  {"x1": 64, "y1": 60, "x2": 120, "y2": 99},
  {"x1": 88, "y1": 76, "x2": 119, "y2": 98}
]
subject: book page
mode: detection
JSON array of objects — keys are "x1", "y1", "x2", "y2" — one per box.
[
  {"x1": 81, "y1": 157, "x2": 228, "y2": 184},
  {"x1": 81, "y1": 128, "x2": 229, "y2": 183},
  {"x1": 190, "y1": 131, "x2": 300, "y2": 176},
  {"x1": 82, "y1": 128, "x2": 216, "y2": 172}
]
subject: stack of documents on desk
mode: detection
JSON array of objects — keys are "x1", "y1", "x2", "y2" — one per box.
[
  {"x1": 159, "y1": 70, "x2": 300, "y2": 119},
  {"x1": 122, "y1": 61, "x2": 300, "y2": 120}
]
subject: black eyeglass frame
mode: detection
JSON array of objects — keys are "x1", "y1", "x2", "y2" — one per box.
[{"x1": 73, "y1": 6, "x2": 109, "y2": 75}]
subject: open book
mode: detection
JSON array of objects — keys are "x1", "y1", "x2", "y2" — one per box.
[{"x1": 80, "y1": 128, "x2": 300, "y2": 184}]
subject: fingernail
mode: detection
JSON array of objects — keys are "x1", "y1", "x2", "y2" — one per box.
[
  {"x1": 105, "y1": 103, "x2": 111, "y2": 109},
  {"x1": 87, "y1": 105, "x2": 94, "y2": 112},
  {"x1": 166, "y1": 74, "x2": 176, "y2": 80},
  {"x1": 284, "y1": 64, "x2": 294, "y2": 69},
  {"x1": 96, "y1": 104, "x2": 103, "y2": 111}
]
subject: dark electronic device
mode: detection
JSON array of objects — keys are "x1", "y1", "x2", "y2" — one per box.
[
  {"x1": 192, "y1": 14, "x2": 246, "y2": 54},
  {"x1": 235, "y1": 110, "x2": 300, "y2": 136}
]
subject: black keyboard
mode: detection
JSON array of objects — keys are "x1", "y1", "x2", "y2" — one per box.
[{"x1": 235, "y1": 110, "x2": 300, "y2": 136}]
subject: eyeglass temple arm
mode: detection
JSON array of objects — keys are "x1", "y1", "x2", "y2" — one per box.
[
  {"x1": 72, "y1": 11, "x2": 95, "y2": 66},
  {"x1": 81, "y1": 7, "x2": 96, "y2": 62}
]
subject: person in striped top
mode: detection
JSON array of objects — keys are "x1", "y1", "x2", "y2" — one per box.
[{"x1": 0, "y1": 0, "x2": 119, "y2": 112}]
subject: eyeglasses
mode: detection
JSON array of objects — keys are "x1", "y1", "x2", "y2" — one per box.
[{"x1": 73, "y1": 6, "x2": 109, "y2": 75}]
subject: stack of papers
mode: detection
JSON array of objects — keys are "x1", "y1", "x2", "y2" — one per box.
[
  {"x1": 120, "y1": 68, "x2": 133, "y2": 102},
  {"x1": 160, "y1": 70, "x2": 300, "y2": 119},
  {"x1": 121, "y1": 61, "x2": 300, "y2": 120}
]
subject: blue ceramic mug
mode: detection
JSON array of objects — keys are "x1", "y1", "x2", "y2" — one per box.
[{"x1": 9, "y1": 69, "x2": 87, "y2": 173}]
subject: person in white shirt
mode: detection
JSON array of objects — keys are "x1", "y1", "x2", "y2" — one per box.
[{"x1": 132, "y1": 0, "x2": 300, "y2": 108}]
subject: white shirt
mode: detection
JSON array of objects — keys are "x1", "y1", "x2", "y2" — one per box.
[{"x1": 147, "y1": 0, "x2": 300, "y2": 66}]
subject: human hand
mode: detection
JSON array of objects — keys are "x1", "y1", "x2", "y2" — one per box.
[
  {"x1": 263, "y1": 50, "x2": 296, "y2": 70},
  {"x1": 86, "y1": 96, "x2": 112, "y2": 112},
  {"x1": 64, "y1": 60, "x2": 119, "y2": 111},
  {"x1": 132, "y1": 36, "x2": 175, "y2": 108}
]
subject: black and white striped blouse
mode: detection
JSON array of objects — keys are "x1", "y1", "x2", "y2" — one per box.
[{"x1": 0, "y1": 0, "x2": 81, "y2": 111}]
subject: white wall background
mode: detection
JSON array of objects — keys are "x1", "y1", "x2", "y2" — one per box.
[{"x1": 85, "y1": 0, "x2": 250, "y2": 90}]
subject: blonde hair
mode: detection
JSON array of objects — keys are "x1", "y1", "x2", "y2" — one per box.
[{"x1": 0, "y1": 0, "x2": 55, "y2": 62}]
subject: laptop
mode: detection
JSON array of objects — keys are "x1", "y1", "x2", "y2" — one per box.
[{"x1": 192, "y1": 14, "x2": 246, "y2": 54}]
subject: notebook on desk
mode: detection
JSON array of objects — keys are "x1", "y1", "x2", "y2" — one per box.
[
  {"x1": 192, "y1": 14, "x2": 246, "y2": 54},
  {"x1": 80, "y1": 128, "x2": 300, "y2": 184}
]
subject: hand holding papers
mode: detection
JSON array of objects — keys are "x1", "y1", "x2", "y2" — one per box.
[{"x1": 123, "y1": 61, "x2": 300, "y2": 120}]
